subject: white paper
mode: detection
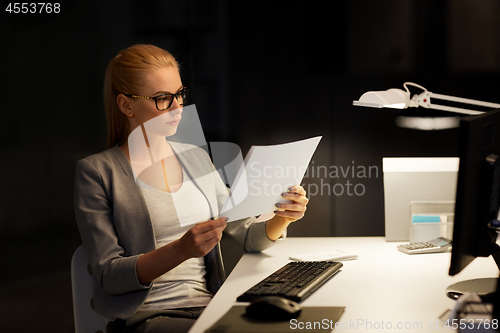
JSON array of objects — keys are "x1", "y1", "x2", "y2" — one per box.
[
  {"x1": 289, "y1": 251, "x2": 358, "y2": 262},
  {"x1": 220, "y1": 136, "x2": 322, "y2": 222}
]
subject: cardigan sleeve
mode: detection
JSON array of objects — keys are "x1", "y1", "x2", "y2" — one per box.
[{"x1": 74, "y1": 158, "x2": 150, "y2": 295}]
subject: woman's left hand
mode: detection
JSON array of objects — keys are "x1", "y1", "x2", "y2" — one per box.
[{"x1": 273, "y1": 185, "x2": 309, "y2": 223}]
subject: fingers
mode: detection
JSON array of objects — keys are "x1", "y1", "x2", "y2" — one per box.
[
  {"x1": 194, "y1": 217, "x2": 227, "y2": 233},
  {"x1": 273, "y1": 185, "x2": 309, "y2": 222},
  {"x1": 278, "y1": 186, "x2": 309, "y2": 207},
  {"x1": 275, "y1": 202, "x2": 305, "y2": 212},
  {"x1": 192, "y1": 218, "x2": 226, "y2": 244},
  {"x1": 208, "y1": 220, "x2": 226, "y2": 240},
  {"x1": 180, "y1": 217, "x2": 227, "y2": 258},
  {"x1": 273, "y1": 209, "x2": 305, "y2": 220},
  {"x1": 280, "y1": 193, "x2": 309, "y2": 206},
  {"x1": 288, "y1": 185, "x2": 307, "y2": 196}
]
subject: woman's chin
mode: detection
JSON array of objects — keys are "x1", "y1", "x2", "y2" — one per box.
[{"x1": 164, "y1": 128, "x2": 178, "y2": 137}]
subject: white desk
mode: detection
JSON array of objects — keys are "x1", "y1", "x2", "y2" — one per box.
[{"x1": 190, "y1": 237, "x2": 499, "y2": 333}]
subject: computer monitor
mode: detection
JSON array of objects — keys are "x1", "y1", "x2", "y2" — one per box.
[{"x1": 447, "y1": 109, "x2": 500, "y2": 301}]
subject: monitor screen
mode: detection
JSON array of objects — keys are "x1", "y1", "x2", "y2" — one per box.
[{"x1": 447, "y1": 109, "x2": 500, "y2": 300}]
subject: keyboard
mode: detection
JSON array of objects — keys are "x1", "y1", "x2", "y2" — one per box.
[{"x1": 236, "y1": 261, "x2": 343, "y2": 303}]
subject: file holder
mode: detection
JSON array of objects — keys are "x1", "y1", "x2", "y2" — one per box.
[
  {"x1": 382, "y1": 157, "x2": 459, "y2": 241},
  {"x1": 409, "y1": 201, "x2": 454, "y2": 243}
]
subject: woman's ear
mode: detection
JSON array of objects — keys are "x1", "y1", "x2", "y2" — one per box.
[{"x1": 117, "y1": 94, "x2": 133, "y2": 116}]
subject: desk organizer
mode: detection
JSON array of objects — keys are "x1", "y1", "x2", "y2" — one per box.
[{"x1": 409, "y1": 201, "x2": 454, "y2": 243}]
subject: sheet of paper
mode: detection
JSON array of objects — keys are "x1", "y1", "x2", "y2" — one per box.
[
  {"x1": 220, "y1": 136, "x2": 322, "y2": 222},
  {"x1": 289, "y1": 250, "x2": 358, "y2": 262}
]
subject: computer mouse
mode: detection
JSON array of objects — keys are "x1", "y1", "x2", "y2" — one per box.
[{"x1": 245, "y1": 296, "x2": 302, "y2": 320}]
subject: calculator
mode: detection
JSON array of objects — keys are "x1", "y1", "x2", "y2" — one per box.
[{"x1": 397, "y1": 237, "x2": 452, "y2": 254}]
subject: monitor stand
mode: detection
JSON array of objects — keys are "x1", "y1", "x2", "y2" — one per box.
[
  {"x1": 446, "y1": 278, "x2": 498, "y2": 301},
  {"x1": 446, "y1": 243, "x2": 500, "y2": 301}
]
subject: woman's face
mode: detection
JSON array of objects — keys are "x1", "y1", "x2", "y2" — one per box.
[{"x1": 130, "y1": 66, "x2": 184, "y2": 137}]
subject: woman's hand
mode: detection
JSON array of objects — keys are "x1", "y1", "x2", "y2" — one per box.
[
  {"x1": 136, "y1": 217, "x2": 226, "y2": 285},
  {"x1": 265, "y1": 185, "x2": 309, "y2": 240},
  {"x1": 273, "y1": 185, "x2": 309, "y2": 223},
  {"x1": 178, "y1": 217, "x2": 227, "y2": 259}
]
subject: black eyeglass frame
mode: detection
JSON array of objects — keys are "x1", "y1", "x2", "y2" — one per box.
[{"x1": 124, "y1": 87, "x2": 190, "y2": 111}]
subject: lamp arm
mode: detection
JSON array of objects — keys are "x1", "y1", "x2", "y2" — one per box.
[
  {"x1": 430, "y1": 93, "x2": 500, "y2": 109},
  {"x1": 411, "y1": 90, "x2": 500, "y2": 115},
  {"x1": 427, "y1": 104, "x2": 485, "y2": 116}
]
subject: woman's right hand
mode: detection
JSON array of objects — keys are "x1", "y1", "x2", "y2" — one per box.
[
  {"x1": 136, "y1": 217, "x2": 227, "y2": 284},
  {"x1": 178, "y1": 217, "x2": 227, "y2": 259}
]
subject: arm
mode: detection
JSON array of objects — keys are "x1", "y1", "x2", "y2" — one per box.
[{"x1": 74, "y1": 159, "x2": 147, "y2": 295}]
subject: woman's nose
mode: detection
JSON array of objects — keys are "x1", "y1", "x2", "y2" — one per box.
[{"x1": 170, "y1": 98, "x2": 183, "y2": 112}]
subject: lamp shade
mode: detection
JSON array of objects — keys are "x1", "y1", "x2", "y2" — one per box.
[{"x1": 353, "y1": 88, "x2": 412, "y2": 109}]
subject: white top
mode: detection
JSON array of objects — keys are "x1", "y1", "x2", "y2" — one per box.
[{"x1": 137, "y1": 168, "x2": 213, "y2": 310}]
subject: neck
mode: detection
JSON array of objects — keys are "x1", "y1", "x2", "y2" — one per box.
[
  {"x1": 137, "y1": 124, "x2": 174, "y2": 163},
  {"x1": 119, "y1": 125, "x2": 175, "y2": 163},
  {"x1": 146, "y1": 134, "x2": 173, "y2": 163}
]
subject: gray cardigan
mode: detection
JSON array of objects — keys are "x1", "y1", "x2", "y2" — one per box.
[{"x1": 74, "y1": 143, "x2": 282, "y2": 320}]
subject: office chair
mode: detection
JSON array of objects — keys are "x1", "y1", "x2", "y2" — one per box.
[{"x1": 71, "y1": 245, "x2": 108, "y2": 333}]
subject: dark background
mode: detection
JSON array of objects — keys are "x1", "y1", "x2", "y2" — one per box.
[{"x1": 1, "y1": 0, "x2": 500, "y2": 331}]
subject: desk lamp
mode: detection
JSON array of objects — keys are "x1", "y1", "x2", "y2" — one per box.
[
  {"x1": 353, "y1": 82, "x2": 500, "y2": 116},
  {"x1": 355, "y1": 84, "x2": 500, "y2": 304}
]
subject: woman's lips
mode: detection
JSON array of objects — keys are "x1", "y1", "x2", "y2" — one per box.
[{"x1": 167, "y1": 119, "x2": 180, "y2": 126}]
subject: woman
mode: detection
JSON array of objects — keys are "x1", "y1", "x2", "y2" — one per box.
[{"x1": 74, "y1": 44, "x2": 309, "y2": 333}]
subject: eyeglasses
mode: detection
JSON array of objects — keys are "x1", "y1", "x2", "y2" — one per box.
[{"x1": 124, "y1": 87, "x2": 190, "y2": 111}]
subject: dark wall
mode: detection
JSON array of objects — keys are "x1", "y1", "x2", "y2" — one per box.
[
  {"x1": 1, "y1": 0, "x2": 500, "y2": 331},
  {"x1": 225, "y1": 0, "x2": 500, "y2": 238}
]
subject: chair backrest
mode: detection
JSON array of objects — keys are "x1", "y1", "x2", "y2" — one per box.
[{"x1": 71, "y1": 245, "x2": 108, "y2": 333}]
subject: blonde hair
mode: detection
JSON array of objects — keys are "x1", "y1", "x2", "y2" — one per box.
[{"x1": 104, "y1": 44, "x2": 179, "y2": 148}]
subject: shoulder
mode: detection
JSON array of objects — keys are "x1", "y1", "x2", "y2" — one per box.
[
  {"x1": 76, "y1": 146, "x2": 127, "y2": 177},
  {"x1": 78, "y1": 146, "x2": 118, "y2": 164}
]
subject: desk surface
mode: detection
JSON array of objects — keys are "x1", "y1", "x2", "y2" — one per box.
[{"x1": 190, "y1": 237, "x2": 499, "y2": 333}]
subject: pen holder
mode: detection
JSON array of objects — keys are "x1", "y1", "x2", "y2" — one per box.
[{"x1": 409, "y1": 201, "x2": 454, "y2": 243}]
